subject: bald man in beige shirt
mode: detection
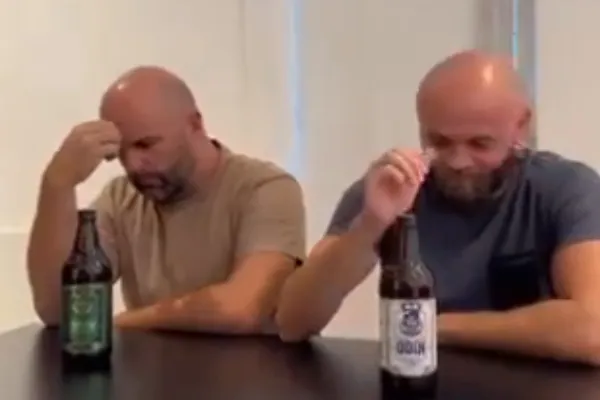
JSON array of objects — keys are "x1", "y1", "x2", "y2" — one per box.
[{"x1": 27, "y1": 66, "x2": 305, "y2": 335}]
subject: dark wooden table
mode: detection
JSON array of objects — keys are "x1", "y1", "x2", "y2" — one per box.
[{"x1": 2, "y1": 324, "x2": 600, "y2": 399}]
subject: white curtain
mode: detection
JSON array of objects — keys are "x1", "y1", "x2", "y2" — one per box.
[{"x1": 535, "y1": 0, "x2": 600, "y2": 170}]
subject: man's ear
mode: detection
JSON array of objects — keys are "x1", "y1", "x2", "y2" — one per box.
[
  {"x1": 513, "y1": 141, "x2": 526, "y2": 150},
  {"x1": 520, "y1": 108, "x2": 532, "y2": 126},
  {"x1": 514, "y1": 107, "x2": 532, "y2": 146},
  {"x1": 189, "y1": 111, "x2": 204, "y2": 134}
]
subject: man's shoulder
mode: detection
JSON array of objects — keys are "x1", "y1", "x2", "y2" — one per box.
[
  {"x1": 525, "y1": 150, "x2": 600, "y2": 197},
  {"x1": 519, "y1": 150, "x2": 600, "y2": 251},
  {"x1": 207, "y1": 149, "x2": 306, "y2": 221},
  {"x1": 329, "y1": 177, "x2": 366, "y2": 214},
  {"x1": 224, "y1": 151, "x2": 298, "y2": 187},
  {"x1": 339, "y1": 178, "x2": 366, "y2": 206},
  {"x1": 527, "y1": 150, "x2": 598, "y2": 177},
  {"x1": 324, "y1": 177, "x2": 366, "y2": 236}
]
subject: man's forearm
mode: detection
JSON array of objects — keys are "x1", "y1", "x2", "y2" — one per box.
[
  {"x1": 115, "y1": 283, "x2": 275, "y2": 335},
  {"x1": 276, "y1": 212, "x2": 384, "y2": 341},
  {"x1": 438, "y1": 299, "x2": 600, "y2": 365},
  {"x1": 26, "y1": 175, "x2": 78, "y2": 325}
]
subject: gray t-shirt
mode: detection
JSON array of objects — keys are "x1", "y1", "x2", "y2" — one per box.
[{"x1": 326, "y1": 150, "x2": 600, "y2": 312}]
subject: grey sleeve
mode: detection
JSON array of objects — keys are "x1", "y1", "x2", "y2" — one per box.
[
  {"x1": 549, "y1": 162, "x2": 600, "y2": 247},
  {"x1": 324, "y1": 179, "x2": 365, "y2": 236}
]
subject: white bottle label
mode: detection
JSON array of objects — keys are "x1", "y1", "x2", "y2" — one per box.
[{"x1": 380, "y1": 298, "x2": 437, "y2": 377}]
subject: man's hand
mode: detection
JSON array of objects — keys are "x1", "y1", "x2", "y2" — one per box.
[
  {"x1": 362, "y1": 148, "x2": 431, "y2": 238},
  {"x1": 44, "y1": 120, "x2": 121, "y2": 188}
]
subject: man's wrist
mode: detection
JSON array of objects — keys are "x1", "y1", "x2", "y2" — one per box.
[
  {"x1": 351, "y1": 210, "x2": 389, "y2": 246},
  {"x1": 41, "y1": 169, "x2": 75, "y2": 194}
]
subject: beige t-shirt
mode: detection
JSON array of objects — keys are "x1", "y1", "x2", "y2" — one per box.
[{"x1": 91, "y1": 145, "x2": 306, "y2": 309}]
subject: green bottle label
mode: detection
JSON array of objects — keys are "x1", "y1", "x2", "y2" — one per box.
[{"x1": 63, "y1": 283, "x2": 111, "y2": 355}]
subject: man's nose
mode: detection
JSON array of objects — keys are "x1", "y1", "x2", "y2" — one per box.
[
  {"x1": 120, "y1": 149, "x2": 148, "y2": 173},
  {"x1": 442, "y1": 148, "x2": 474, "y2": 170}
]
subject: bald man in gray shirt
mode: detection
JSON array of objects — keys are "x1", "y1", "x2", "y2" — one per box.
[{"x1": 276, "y1": 50, "x2": 600, "y2": 365}]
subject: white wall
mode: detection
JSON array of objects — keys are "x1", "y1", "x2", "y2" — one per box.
[
  {"x1": 0, "y1": 0, "x2": 517, "y2": 337},
  {"x1": 535, "y1": 0, "x2": 600, "y2": 170}
]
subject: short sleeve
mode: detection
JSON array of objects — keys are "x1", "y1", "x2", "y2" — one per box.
[
  {"x1": 324, "y1": 179, "x2": 365, "y2": 236},
  {"x1": 89, "y1": 183, "x2": 121, "y2": 281},
  {"x1": 235, "y1": 176, "x2": 306, "y2": 265},
  {"x1": 549, "y1": 162, "x2": 600, "y2": 248}
]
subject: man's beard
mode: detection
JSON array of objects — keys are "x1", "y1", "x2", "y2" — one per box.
[
  {"x1": 431, "y1": 151, "x2": 522, "y2": 204},
  {"x1": 129, "y1": 172, "x2": 189, "y2": 205},
  {"x1": 129, "y1": 146, "x2": 198, "y2": 205}
]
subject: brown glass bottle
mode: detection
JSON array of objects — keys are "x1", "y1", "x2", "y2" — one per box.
[
  {"x1": 61, "y1": 209, "x2": 113, "y2": 372},
  {"x1": 378, "y1": 214, "x2": 437, "y2": 399}
]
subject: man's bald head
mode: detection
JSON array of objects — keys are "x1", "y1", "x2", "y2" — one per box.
[
  {"x1": 417, "y1": 50, "x2": 530, "y2": 129},
  {"x1": 99, "y1": 66, "x2": 209, "y2": 205},
  {"x1": 101, "y1": 65, "x2": 198, "y2": 119},
  {"x1": 416, "y1": 50, "x2": 532, "y2": 203}
]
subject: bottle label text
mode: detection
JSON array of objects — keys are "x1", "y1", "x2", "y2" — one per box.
[
  {"x1": 62, "y1": 283, "x2": 111, "y2": 355},
  {"x1": 380, "y1": 298, "x2": 437, "y2": 377}
]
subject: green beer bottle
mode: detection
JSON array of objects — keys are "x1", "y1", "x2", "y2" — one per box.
[{"x1": 61, "y1": 209, "x2": 113, "y2": 371}]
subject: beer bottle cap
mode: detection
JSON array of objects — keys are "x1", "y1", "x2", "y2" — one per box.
[
  {"x1": 400, "y1": 213, "x2": 416, "y2": 227},
  {"x1": 78, "y1": 209, "x2": 97, "y2": 221}
]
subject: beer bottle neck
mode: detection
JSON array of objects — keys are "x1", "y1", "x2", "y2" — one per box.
[
  {"x1": 74, "y1": 217, "x2": 101, "y2": 257},
  {"x1": 399, "y1": 224, "x2": 420, "y2": 264},
  {"x1": 378, "y1": 215, "x2": 422, "y2": 266}
]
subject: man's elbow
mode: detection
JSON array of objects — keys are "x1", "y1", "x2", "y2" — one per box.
[
  {"x1": 33, "y1": 300, "x2": 60, "y2": 328},
  {"x1": 244, "y1": 302, "x2": 316, "y2": 338},
  {"x1": 274, "y1": 307, "x2": 320, "y2": 343},
  {"x1": 274, "y1": 288, "x2": 333, "y2": 342},
  {"x1": 234, "y1": 309, "x2": 266, "y2": 334},
  {"x1": 277, "y1": 325, "x2": 318, "y2": 343},
  {"x1": 223, "y1": 301, "x2": 281, "y2": 335},
  {"x1": 553, "y1": 302, "x2": 600, "y2": 366},
  {"x1": 576, "y1": 312, "x2": 600, "y2": 367}
]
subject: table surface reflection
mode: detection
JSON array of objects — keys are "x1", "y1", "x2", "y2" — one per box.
[{"x1": 1, "y1": 324, "x2": 600, "y2": 399}]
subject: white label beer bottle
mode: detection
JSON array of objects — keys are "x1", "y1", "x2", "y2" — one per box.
[
  {"x1": 379, "y1": 213, "x2": 437, "y2": 398},
  {"x1": 61, "y1": 209, "x2": 113, "y2": 372}
]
